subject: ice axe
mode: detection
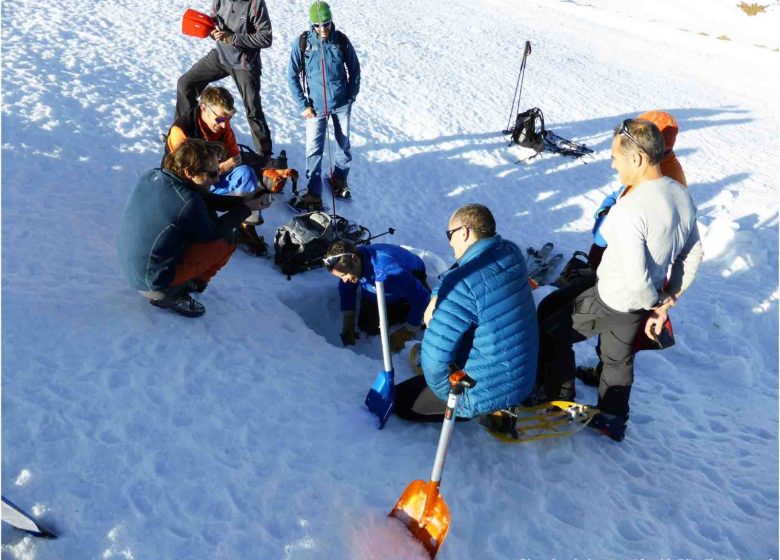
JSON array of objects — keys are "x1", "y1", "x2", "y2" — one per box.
[
  {"x1": 364, "y1": 279, "x2": 394, "y2": 428},
  {"x1": 181, "y1": 8, "x2": 216, "y2": 38},
  {"x1": 390, "y1": 366, "x2": 476, "y2": 558}
]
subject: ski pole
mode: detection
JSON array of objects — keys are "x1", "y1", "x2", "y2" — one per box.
[
  {"x1": 503, "y1": 41, "x2": 532, "y2": 136},
  {"x1": 361, "y1": 227, "x2": 396, "y2": 244},
  {"x1": 313, "y1": 18, "x2": 338, "y2": 218}
]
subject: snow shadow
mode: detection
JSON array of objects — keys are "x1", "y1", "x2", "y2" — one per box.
[{"x1": 340, "y1": 106, "x2": 757, "y2": 264}]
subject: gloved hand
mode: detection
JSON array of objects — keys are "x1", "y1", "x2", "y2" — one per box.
[
  {"x1": 389, "y1": 326, "x2": 415, "y2": 353},
  {"x1": 341, "y1": 312, "x2": 357, "y2": 346}
]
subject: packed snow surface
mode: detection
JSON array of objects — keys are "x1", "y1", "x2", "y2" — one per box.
[{"x1": 2, "y1": 0, "x2": 778, "y2": 558}]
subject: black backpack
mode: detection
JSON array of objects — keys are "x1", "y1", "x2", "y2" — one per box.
[
  {"x1": 508, "y1": 107, "x2": 545, "y2": 152},
  {"x1": 274, "y1": 211, "x2": 369, "y2": 276}
]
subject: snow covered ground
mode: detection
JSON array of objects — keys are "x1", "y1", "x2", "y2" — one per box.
[{"x1": 2, "y1": 0, "x2": 778, "y2": 558}]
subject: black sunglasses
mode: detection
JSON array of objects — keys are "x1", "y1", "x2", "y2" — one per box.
[
  {"x1": 619, "y1": 119, "x2": 643, "y2": 151},
  {"x1": 446, "y1": 225, "x2": 467, "y2": 241},
  {"x1": 313, "y1": 20, "x2": 331, "y2": 29}
]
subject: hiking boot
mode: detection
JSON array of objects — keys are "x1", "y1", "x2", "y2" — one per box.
[
  {"x1": 289, "y1": 192, "x2": 324, "y2": 212},
  {"x1": 236, "y1": 223, "x2": 269, "y2": 257},
  {"x1": 576, "y1": 364, "x2": 602, "y2": 388},
  {"x1": 244, "y1": 210, "x2": 264, "y2": 226},
  {"x1": 331, "y1": 177, "x2": 351, "y2": 199},
  {"x1": 588, "y1": 412, "x2": 628, "y2": 442},
  {"x1": 479, "y1": 410, "x2": 516, "y2": 434},
  {"x1": 150, "y1": 292, "x2": 205, "y2": 318},
  {"x1": 186, "y1": 279, "x2": 209, "y2": 293}
]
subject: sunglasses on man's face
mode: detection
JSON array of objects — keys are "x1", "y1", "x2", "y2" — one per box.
[
  {"x1": 445, "y1": 225, "x2": 467, "y2": 241},
  {"x1": 313, "y1": 20, "x2": 331, "y2": 29},
  {"x1": 619, "y1": 119, "x2": 643, "y2": 151},
  {"x1": 207, "y1": 105, "x2": 232, "y2": 124}
]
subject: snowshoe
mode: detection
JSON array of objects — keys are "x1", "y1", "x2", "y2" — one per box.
[
  {"x1": 287, "y1": 193, "x2": 327, "y2": 214},
  {"x1": 481, "y1": 401, "x2": 600, "y2": 443},
  {"x1": 542, "y1": 131, "x2": 594, "y2": 159}
]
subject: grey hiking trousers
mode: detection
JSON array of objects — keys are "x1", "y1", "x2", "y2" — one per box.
[{"x1": 537, "y1": 282, "x2": 646, "y2": 416}]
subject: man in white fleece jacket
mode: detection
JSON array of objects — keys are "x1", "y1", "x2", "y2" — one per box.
[{"x1": 536, "y1": 118, "x2": 702, "y2": 441}]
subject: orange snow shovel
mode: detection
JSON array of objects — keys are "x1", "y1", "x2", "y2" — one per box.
[
  {"x1": 182, "y1": 8, "x2": 216, "y2": 38},
  {"x1": 390, "y1": 366, "x2": 476, "y2": 558}
]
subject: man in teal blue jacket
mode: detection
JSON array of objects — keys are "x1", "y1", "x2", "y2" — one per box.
[
  {"x1": 395, "y1": 204, "x2": 539, "y2": 421},
  {"x1": 287, "y1": 1, "x2": 361, "y2": 209}
]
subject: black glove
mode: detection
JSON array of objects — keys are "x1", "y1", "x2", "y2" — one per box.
[{"x1": 341, "y1": 312, "x2": 357, "y2": 346}]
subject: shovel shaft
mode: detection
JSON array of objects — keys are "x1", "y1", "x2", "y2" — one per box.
[
  {"x1": 430, "y1": 391, "x2": 459, "y2": 483},
  {"x1": 376, "y1": 280, "x2": 393, "y2": 373}
]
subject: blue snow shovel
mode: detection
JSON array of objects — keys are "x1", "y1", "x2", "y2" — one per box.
[{"x1": 365, "y1": 279, "x2": 395, "y2": 428}]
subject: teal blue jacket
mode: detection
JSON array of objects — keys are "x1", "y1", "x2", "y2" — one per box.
[{"x1": 421, "y1": 236, "x2": 538, "y2": 417}]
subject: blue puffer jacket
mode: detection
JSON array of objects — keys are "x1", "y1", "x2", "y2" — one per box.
[
  {"x1": 421, "y1": 236, "x2": 538, "y2": 417},
  {"x1": 117, "y1": 169, "x2": 248, "y2": 292},
  {"x1": 287, "y1": 26, "x2": 360, "y2": 114},
  {"x1": 339, "y1": 245, "x2": 429, "y2": 326},
  {"x1": 592, "y1": 185, "x2": 626, "y2": 247}
]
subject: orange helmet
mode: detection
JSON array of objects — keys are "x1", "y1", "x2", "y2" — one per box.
[{"x1": 637, "y1": 110, "x2": 678, "y2": 152}]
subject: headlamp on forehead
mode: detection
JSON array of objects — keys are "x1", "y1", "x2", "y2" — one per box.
[{"x1": 322, "y1": 252, "x2": 355, "y2": 269}]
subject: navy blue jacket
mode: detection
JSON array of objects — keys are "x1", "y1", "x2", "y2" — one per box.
[
  {"x1": 287, "y1": 26, "x2": 360, "y2": 113},
  {"x1": 421, "y1": 236, "x2": 538, "y2": 417},
  {"x1": 338, "y1": 245, "x2": 429, "y2": 326},
  {"x1": 117, "y1": 169, "x2": 249, "y2": 292}
]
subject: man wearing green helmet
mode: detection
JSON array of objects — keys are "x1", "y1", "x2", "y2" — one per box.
[{"x1": 287, "y1": 1, "x2": 361, "y2": 210}]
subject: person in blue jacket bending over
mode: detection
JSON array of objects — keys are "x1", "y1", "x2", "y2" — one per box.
[
  {"x1": 394, "y1": 204, "x2": 539, "y2": 422},
  {"x1": 323, "y1": 240, "x2": 431, "y2": 352}
]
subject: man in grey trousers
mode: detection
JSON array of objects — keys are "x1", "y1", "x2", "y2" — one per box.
[
  {"x1": 176, "y1": 0, "x2": 274, "y2": 156},
  {"x1": 535, "y1": 118, "x2": 702, "y2": 441}
]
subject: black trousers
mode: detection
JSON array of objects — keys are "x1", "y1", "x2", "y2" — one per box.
[
  {"x1": 356, "y1": 271, "x2": 430, "y2": 335},
  {"x1": 176, "y1": 49, "x2": 273, "y2": 156},
  {"x1": 394, "y1": 376, "x2": 471, "y2": 423},
  {"x1": 537, "y1": 280, "x2": 646, "y2": 416}
]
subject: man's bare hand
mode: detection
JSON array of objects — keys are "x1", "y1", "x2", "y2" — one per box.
[
  {"x1": 302, "y1": 107, "x2": 316, "y2": 119},
  {"x1": 423, "y1": 296, "x2": 438, "y2": 327}
]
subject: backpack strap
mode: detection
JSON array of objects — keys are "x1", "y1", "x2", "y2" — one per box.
[
  {"x1": 298, "y1": 29, "x2": 350, "y2": 105},
  {"x1": 335, "y1": 30, "x2": 348, "y2": 61},
  {"x1": 299, "y1": 30, "x2": 310, "y2": 102}
]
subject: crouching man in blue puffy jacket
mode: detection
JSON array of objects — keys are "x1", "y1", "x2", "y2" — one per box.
[
  {"x1": 323, "y1": 240, "x2": 430, "y2": 352},
  {"x1": 394, "y1": 204, "x2": 539, "y2": 422}
]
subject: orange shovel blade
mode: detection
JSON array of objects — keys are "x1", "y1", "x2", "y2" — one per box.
[
  {"x1": 182, "y1": 8, "x2": 215, "y2": 38},
  {"x1": 389, "y1": 480, "x2": 450, "y2": 558}
]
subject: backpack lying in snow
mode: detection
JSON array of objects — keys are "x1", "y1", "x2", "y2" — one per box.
[
  {"x1": 274, "y1": 211, "x2": 370, "y2": 276},
  {"x1": 507, "y1": 107, "x2": 546, "y2": 152}
]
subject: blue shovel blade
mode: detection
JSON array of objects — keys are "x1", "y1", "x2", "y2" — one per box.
[{"x1": 365, "y1": 369, "x2": 395, "y2": 429}]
